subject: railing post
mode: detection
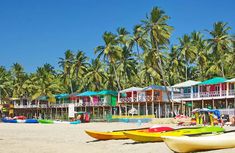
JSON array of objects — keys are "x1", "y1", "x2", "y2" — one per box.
[
  {"x1": 190, "y1": 86, "x2": 193, "y2": 98},
  {"x1": 152, "y1": 90, "x2": 154, "y2": 101},
  {"x1": 198, "y1": 85, "x2": 200, "y2": 98},
  {"x1": 131, "y1": 91, "x2": 134, "y2": 102},
  {"x1": 220, "y1": 83, "x2": 222, "y2": 97},
  {"x1": 226, "y1": 82, "x2": 229, "y2": 96},
  {"x1": 118, "y1": 92, "x2": 120, "y2": 103}
]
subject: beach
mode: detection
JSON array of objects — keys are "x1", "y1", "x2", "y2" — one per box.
[{"x1": 0, "y1": 122, "x2": 235, "y2": 153}]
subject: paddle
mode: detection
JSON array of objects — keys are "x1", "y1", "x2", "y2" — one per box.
[
  {"x1": 112, "y1": 127, "x2": 150, "y2": 132},
  {"x1": 113, "y1": 126, "x2": 202, "y2": 132},
  {"x1": 184, "y1": 129, "x2": 235, "y2": 137}
]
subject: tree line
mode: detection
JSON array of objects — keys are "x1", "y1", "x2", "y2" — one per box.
[{"x1": 0, "y1": 7, "x2": 234, "y2": 101}]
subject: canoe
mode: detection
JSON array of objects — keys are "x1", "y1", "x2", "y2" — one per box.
[
  {"x1": 162, "y1": 131, "x2": 235, "y2": 153},
  {"x1": 123, "y1": 126, "x2": 224, "y2": 142},
  {"x1": 38, "y1": 119, "x2": 54, "y2": 124},
  {"x1": 25, "y1": 119, "x2": 39, "y2": 123},
  {"x1": 85, "y1": 126, "x2": 174, "y2": 140}
]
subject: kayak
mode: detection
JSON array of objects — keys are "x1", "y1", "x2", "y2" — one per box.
[
  {"x1": 1, "y1": 118, "x2": 17, "y2": 123},
  {"x1": 38, "y1": 119, "x2": 54, "y2": 124},
  {"x1": 25, "y1": 119, "x2": 39, "y2": 123},
  {"x1": 16, "y1": 119, "x2": 26, "y2": 123},
  {"x1": 85, "y1": 126, "x2": 174, "y2": 140},
  {"x1": 70, "y1": 120, "x2": 81, "y2": 124},
  {"x1": 123, "y1": 126, "x2": 224, "y2": 142},
  {"x1": 85, "y1": 130, "x2": 126, "y2": 140},
  {"x1": 162, "y1": 131, "x2": 235, "y2": 153},
  {"x1": 53, "y1": 120, "x2": 70, "y2": 124}
]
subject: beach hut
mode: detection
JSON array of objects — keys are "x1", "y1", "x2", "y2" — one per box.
[
  {"x1": 142, "y1": 85, "x2": 173, "y2": 117},
  {"x1": 77, "y1": 91, "x2": 98, "y2": 106},
  {"x1": 172, "y1": 80, "x2": 201, "y2": 99},
  {"x1": 97, "y1": 90, "x2": 118, "y2": 106}
]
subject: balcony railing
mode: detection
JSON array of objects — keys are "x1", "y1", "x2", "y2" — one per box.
[
  {"x1": 173, "y1": 93, "x2": 191, "y2": 99},
  {"x1": 119, "y1": 95, "x2": 160, "y2": 103},
  {"x1": 173, "y1": 90, "x2": 235, "y2": 100},
  {"x1": 229, "y1": 90, "x2": 235, "y2": 96}
]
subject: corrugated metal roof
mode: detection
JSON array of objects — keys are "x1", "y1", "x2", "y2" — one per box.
[
  {"x1": 225, "y1": 78, "x2": 235, "y2": 83},
  {"x1": 172, "y1": 80, "x2": 201, "y2": 88},
  {"x1": 119, "y1": 87, "x2": 143, "y2": 93}
]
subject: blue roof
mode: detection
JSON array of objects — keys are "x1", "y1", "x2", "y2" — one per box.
[
  {"x1": 77, "y1": 91, "x2": 98, "y2": 96},
  {"x1": 55, "y1": 93, "x2": 69, "y2": 99}
]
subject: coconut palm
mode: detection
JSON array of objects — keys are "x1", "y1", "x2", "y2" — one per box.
[
  {"x1": 82, "y1": 59, "x2": 106, "y2": 91},
  {"x1": 0, "y1": 66, "x2": 13, "y2": 103},
  {"x1": 141, "y1": 7, "x2": 173, "y2": 102},
  {"x1": 207, "y1": 22, "x2": 232, "y2": 77},
  {"x1": 95, "y1": 32, "x2": 122, "y2": 90},
  {"x1": 58, "y1": 50, "x2": 74, "y2": 93},
  {"x1": 178, "y1": 34, "x2": 197, "y2": 80}
]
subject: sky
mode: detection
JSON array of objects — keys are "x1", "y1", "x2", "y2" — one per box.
[{"x1": 0, "y1": 0, "x2": 234, "y2": 72}]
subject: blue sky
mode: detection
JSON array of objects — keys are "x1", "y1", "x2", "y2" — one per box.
[{"x1": 0, "y1": 0, "x2": 234, "y2": 72}]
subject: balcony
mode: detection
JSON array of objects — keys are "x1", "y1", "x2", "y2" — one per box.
[
  {"x1": 229, "y1": 90, "x2": 235, "y2": 96},
  {"x1": 119, "y1": 95, "x2": 160, "y2": 103},
  {"x1": 173, "y1": 90, "x2": 235, "y2": 100},
  {"x1": 173, "y1": 93, "x2": 191, "y2": 99}
]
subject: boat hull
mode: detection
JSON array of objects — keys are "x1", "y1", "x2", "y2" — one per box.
[
  {"x1": 162, "y1": 132, "x2": 235, "y2": 153},
  {"x1": 123, "y1": 126, "x2": 224, "y2": 142},
  {"x1": 85, "y1": 126, "x2": 174, "y2": 140},
  {"x1": 38, "y1": 119, "x2": 54, "y2": 124},
  {"x1": 85, "y1": 130, "x2": 127, "y2": 140}
]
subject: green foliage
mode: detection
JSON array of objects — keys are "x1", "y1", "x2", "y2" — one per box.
[{"x1": 0, "y1": 7, "x2": 234, "y2": 101}]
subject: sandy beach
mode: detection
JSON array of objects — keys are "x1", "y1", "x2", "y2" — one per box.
[{"x1": 0, "y1": 122, "x2": 235, "y2": 153}]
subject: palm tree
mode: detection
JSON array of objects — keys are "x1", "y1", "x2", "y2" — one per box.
[
  {"x1": 31, "y1": 67, "x2": 64, "y2": 100},
  {"x1": 141, "y1": 7, "x2": 173, "y2": 103},
  {"x1": 82, "y1": 59, "x2": 106, "y2": 91},
  {"x1": 207, "y1": 22, "x2": 232, "y2": 77},
  {"x1": 191, "y1": 32, "x2": 208, "y2": 80},
  {"x1": 95, "y1": 32, "x2": 122, "y2": 90},
  {"x1": 178, "y1": 34, "x2": 197, "y2": 80},
  {"x1": 0, "y1": 66, "x2": 13, "y2": 103},
  {"x1": 58, "y1": 50, "x2": 74, "y2": 93},
  {"x1": 11, "y1": 63, "x2": 27, "y2": 98}
]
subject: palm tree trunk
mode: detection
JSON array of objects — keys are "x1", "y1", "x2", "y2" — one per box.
[
  {"x1": 70, "y1": 79, "x2": 73, "y2": 93},
  {"x1": 112, "y1": 64, "x2": 121, "y2": 91}
]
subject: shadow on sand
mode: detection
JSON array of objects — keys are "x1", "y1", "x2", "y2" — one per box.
[
  {"x1": 86, "y1": 140, "x2": 109, "y2": 143},
  {"x1": 123, "y1": 141, "x2": 159, "y2": 145}
]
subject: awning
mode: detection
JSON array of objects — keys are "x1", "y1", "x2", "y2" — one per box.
[
  {"x1": 97, "y1": 90, "x2": 118, "y2": 96},
  {"x1": 55, "y1": 93, "x2": 69, "y2": 99},
  {"x1": 77, "y1": 91, "x2": 98, "y2": 97},
  {"x1": 142, "y1": 85, "x2": 171, "y2": 91},
  {"x1": 172, "y1": 80, "x2": 201, "y2": 88},
  {"x1": 225, "y1": 78, "x2": 235, "y2": 83},
  {"x1": 119, "y1": 87, "x2": 143, "y2": 93},
  {"x1": 198, "y1": 77, "x2": 227, "y2": 85}
]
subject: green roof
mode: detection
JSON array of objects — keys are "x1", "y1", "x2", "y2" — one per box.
[
  {"x1": 97, "y1": 90, "x2": 118, "y2": 96},
  {"x1": 198, "y1": 77, "x2": 227, "y2": 85}
]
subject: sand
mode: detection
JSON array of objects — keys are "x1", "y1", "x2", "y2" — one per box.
[{"x1": 0, "y1": 122, "x2": 235, "y2": 153}]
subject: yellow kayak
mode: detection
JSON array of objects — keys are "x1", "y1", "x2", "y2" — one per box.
[
  {"x1": 123, "y1": 126, "x2": 224, "y2": 142},
  {"x1": 85, "y1": 130, "x2": 127, "y2": 140},
  {"x1": 162, "y1": 131, "x2": 235, "y2": 153},
  {"x1": 85, "y1": 126, "x2": 174, "y2": 140}
]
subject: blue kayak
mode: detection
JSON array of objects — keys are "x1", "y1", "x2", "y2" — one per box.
[
  {"x1": 25, "y1": 119, "x2": 39, "y2": 123},
  {"x1": 2, "y1": 118, "x2": 17, "y2": 123},
  {"x1": 70, "y1": 120, "x2": 81, "y2": 124}
]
